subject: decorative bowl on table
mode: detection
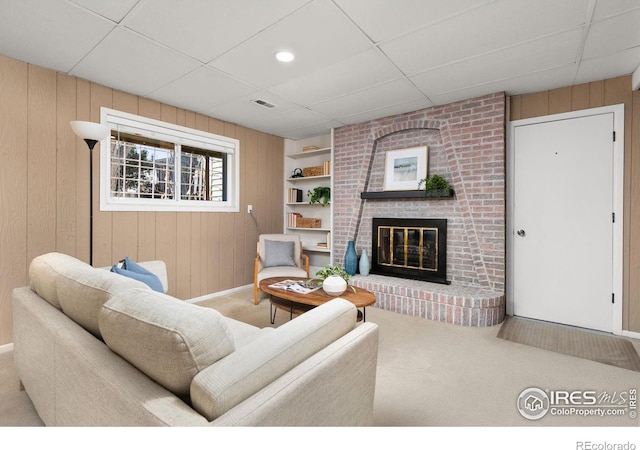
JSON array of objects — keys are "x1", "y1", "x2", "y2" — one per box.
[{"x1": 322, "y1": 275, "x2": 347, "y2": 296}]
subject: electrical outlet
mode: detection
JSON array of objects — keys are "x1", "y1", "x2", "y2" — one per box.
[{"x1": 247, "y1": 204, "x2": 253, "y2": 214}]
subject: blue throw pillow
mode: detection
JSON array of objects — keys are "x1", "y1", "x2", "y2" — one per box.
[{"x1": 111, "y1": 258, "x2": 164, "y2": 292}]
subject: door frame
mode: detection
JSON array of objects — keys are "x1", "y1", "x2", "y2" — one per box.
[{"x1": 506, "y1": 104, "x2": 624, "y2": 335}]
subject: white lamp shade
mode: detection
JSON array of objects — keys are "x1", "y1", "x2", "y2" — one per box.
[{"x1": 70, "y1": 121, "x2": 111, "y2": 141}]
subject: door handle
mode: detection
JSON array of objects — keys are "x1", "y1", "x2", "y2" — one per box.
[{"x1": 517, "y1": 229, "x2": 526, "y2": 237}]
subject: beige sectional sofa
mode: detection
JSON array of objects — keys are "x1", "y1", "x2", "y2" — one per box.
[{"x1": 12, "y1": 252, "x2": 379, "y2": 426}]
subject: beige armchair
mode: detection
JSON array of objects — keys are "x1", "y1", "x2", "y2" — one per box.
[{"x1": 254, "y1": 234, "x2": 310, "y2": 305}]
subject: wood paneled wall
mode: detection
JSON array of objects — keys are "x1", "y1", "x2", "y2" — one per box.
[
  {"x1": 0, "y1": 55, "x2": 284, "y2": 345},
  {"x1": 510, "y1": 75, "x2": 640, "y2": 333}
]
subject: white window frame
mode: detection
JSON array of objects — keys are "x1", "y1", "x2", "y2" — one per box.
[{"x1": 99, "y1": 107, "x2": 239, "y2": 212}]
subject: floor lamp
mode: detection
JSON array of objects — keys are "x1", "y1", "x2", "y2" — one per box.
[{"x1": 70, "y1": 121, "x2": 111, "y2": 266}]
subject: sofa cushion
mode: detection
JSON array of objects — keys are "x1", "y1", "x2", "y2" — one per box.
[
  {"x1": 190, "y1": 298, "x2": 356, "y2": 420},
  {"x1": 29, "y1": 252, "x2": 150, "y2": 337},
  {"x1": 99, "y1": 289, "x2": 235, "y2": 399}
]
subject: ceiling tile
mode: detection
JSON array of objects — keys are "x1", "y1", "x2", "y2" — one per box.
[
  {"x1": 335, "y1": 98, "x2": 434, "y2": 125},
  {"x1": 311, "y1": 78, "x2": 428, "y2": 119},
  {"x1": 0, "y1": 0, "x2": 114, "y2": 73},
  {"x1": 268, "y1": 48, "x2": 404, "y2": 104},
  {"x1": 380, "y1": 0, "x2": 589, "y2": 76},
  {"x1": 575, "y1": 46, "x2": 640, "y2": 84},
  {"x1": 124, "y1": 0, "x2": 309, "y2": 63},
  {"x1": 70, "y1": 28, "x2": 201, "y2": 97},
  {"x1": 429, "y1": 65, "x2": 577, "y2": 105},
  {"x1": 334, "y1": 0, "x2": 493, "y2": 43},
  {"x1": 209, "y1": 0, "x2": 373, "y2": 88},
  {"x1": 150, "y1": 66, "x2": 259, "y2": 114},
  {"x1": 592, "y1": 0, "x2": 640, "y2": 21},
  {"x1": 69, "y1": 0, "x2": 139, "y2": 22},
  {"x1": 410, "y1": 29, "x2": 583, "y2": 96},
  {"x1": 583, "y1": 9, "x2": 640, "y2": 58}
]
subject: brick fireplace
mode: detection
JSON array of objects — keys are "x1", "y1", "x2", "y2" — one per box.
[{"x1": 333, "y1": 92, "x2": 506, "y2": 327}]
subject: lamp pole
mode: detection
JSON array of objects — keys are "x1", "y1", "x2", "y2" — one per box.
[{"x1": 70, "y1": 121, "x2": 110, "y2": 266}]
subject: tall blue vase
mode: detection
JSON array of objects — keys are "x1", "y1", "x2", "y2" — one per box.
[
  {"x1": 344, "y1": 240, "x2": 357, "y2": 276},
  {"x1": 359, "y1": 249, "x2": 370, "y2": 276}
]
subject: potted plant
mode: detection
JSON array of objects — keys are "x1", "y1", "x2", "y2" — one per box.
[
  {"x1": 315, "y1": 264, "x2": 356, "y2": 295},
  {"x1": 418, "y1": 174, "x2": 451, "y2": 197},
  {"x1": 308, "y1": 186, "x2": 330, "y2": 206}
]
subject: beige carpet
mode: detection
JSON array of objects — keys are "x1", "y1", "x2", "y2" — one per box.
[
  {"x1": 497, "y1": 316, "x2": 640, "y2": 372},
  {"x1": 1, "y1": 287, "x2": 640, "y2": 428}
]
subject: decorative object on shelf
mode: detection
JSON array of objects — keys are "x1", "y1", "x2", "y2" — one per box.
[
  {"x1": 308, "y1": 186, "x2": 330, "y2": 206},
  {"x1": 291, "y1": 168, "x2": 303, "y2": 178},
  {"x1": 296, "y1": 217, "x2": 321, "y2": 228},
  {"x1": 359, "y1": 249, "x2": 370, "y2": 276},
  {"x1": 418, "y1": 174, "x2": 451, "y2": 197},
  {"x1": 344, "y1": 240, "x2": 357, "y2": 276},
  {"x1": 303, "y1": 165, "x2": 324, "y2": 177},
  {"x1": 303, "y1": 145, "x2": 319, "y2": 152},
  {"x1": 383, "y1": 146, "x2": 428, "y2": 191},
  {"x1": 315, "y1": 264, "x2": 356, "y2": 295}
]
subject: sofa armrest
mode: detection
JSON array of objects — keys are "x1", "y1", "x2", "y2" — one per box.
[
  {"x1": 212, "y1": 322, "x2": 379, "y2": 426},
  {"x1": 190, "y1": 298, "x2": 357, "y2": 421}
]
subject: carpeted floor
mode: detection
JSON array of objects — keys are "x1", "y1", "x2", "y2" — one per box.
[
  {"x1": 2, "y1": 287, "x2": 640, "y2": 427},
  {"x1": 497, "y1": 316, "x2": 640, "y2": 372}
]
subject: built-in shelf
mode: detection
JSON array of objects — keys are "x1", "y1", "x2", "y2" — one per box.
[{"x1": 360, "y1": 189, "x2": 455, "y2": 200}]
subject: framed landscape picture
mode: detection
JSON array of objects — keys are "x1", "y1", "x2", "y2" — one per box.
[{"x1": 383, "y1": 146, "x2": 428, "y2": 191}]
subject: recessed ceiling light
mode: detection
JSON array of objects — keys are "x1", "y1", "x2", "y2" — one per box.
[{"x1": 276, "y1": 51, "x2": 294, "y2": 62}]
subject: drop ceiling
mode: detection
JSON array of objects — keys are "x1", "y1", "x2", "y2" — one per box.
[{"x1": 1, "y1": 0, "x2": 639, "y2": 140}]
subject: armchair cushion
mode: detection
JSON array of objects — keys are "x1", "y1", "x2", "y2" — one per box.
[{"x1": 263, "y1": 240, "x2": 296, "y2": 268}]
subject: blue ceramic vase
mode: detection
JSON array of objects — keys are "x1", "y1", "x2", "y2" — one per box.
[
  {"x1": 344, "y1": 240, "x2": 357, "y2": 276},
  {"x1": 359, "y1": 249, "x2": 370, "y2": 276}
]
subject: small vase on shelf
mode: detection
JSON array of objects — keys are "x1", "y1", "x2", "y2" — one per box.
[
  {"x1": 344, "y1": 240, "x2": 357, "y2": 276},
  {"x1": 359, "y1": 249, "x2": 370, "y2": 276}
]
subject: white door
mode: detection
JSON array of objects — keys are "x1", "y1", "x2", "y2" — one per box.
[{"x1": 512, "y1": 113, "x2": 615, "y2": 332}]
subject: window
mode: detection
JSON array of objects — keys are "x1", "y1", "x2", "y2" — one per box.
[{"x1": 100, "y1": 108, "x2": 239, "y2": 212}]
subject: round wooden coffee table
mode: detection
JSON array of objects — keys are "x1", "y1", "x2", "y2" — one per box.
[{"x1": 259, "y1": 277, "x2": 376, "y2": 324}]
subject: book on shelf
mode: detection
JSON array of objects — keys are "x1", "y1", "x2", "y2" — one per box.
[
  {"x1": 268, "y1": 279, "x2": 321, "y2": 294},
  {"x1": 287, "y1": 212, "x2": 302, "y2": 227},
  {"x1": 287, "y1": 188, "x2": 303, "y2": 203},
  {"x1": 317, "y1": 231, "x2": 331, "y2": 249},
  {"x1": 323, "y1": 160, "x2": 331, "y2": 175}
]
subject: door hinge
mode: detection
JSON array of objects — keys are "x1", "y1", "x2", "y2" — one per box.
[
  {"x1": 613, "y1": 131, "x2": 616, "y2": 142},
  {"x1": 612, "y1": 293, "x2": 615, "y2": 304},
  {"x1": 612, "y1": 212, "x2": 615, "y2": 223}
]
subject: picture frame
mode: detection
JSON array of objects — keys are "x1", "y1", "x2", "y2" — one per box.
[{"x1": 383, "y1": 146, "x2": 428, "y2": 191}]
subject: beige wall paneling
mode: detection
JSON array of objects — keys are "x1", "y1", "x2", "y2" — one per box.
[
  {"x1": 27, "y1": 65, "x2": 57, "y2": 265},
  {"x1": 75, "y1": 79, "x2": 91, "y2": 264},
  {"x1": 56, "y1": 73, "x2": 78, "y2": 257},
  {"x1": 0, "y1": 56, "x2": 28, "y2": 343},
  {"x1": 510, "y1": 75, "x2": 638, "y2": 332}
]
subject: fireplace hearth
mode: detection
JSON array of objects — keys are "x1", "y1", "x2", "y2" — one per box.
[{"x1": 372, "y1": 218, "x2": 449, "y2": 284}]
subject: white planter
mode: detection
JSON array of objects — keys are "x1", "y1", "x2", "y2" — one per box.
[{"x1": 322, "y1": 275, "x2": 347, "y2": 296}]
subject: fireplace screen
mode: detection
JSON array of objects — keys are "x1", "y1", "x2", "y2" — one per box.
[{"x1": 372, "y1": 218, "x2": 448, "y2": 284}]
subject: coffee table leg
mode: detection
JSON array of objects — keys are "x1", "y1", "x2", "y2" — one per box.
[{"x1": 270, "y1": 300, "x2": 277, "y2": 324}]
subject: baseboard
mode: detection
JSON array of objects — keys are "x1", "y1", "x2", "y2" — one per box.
[
  {"x1": 622, "y1": 330, "x2": 640, "y2": 340},
  {"x1": 186, "y1": 283, "x2": 253, "y2": 304}
]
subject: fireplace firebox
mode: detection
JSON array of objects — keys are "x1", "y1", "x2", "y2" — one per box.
[{"x1": 371, "y1": 218, "x2": 449, "y2": 284}]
